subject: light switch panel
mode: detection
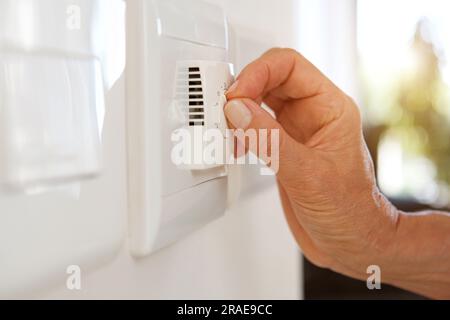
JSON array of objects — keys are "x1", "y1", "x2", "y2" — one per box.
[
  {"x1": 0, "y1": 0, "x2": 112, "y2": 191},
  {"x1": 0, "y1": 53, "x2": 103, "y2": 190},
  {"x1": 126, "y1": 0, "x2": 240, "y2": 256}
]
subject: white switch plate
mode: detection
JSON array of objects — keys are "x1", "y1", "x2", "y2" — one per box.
[{"x1": 126, "y1": 0, "x2": 239, "y2": 256}]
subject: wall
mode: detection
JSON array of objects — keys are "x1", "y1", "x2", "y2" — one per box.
[
  {"x1": 297, "y1": 0, "x2": 359, "y2": 101},
  {"x1": 41, "y1": 0, "x2": 302, "y2": 299},
  {"x1": 45, "y1": 179, "x2": 300, "y2": 299}
]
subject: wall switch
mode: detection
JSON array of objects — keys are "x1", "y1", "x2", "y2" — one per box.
[
  {"x1": 173, "y1": 60, "x2": 234, "y2": 170},
  {"x1": 126, "y1": 0, "x2": 241, "y2": 256}
]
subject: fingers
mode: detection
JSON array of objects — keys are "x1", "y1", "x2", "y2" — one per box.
[
  {"x1": 226, "y1": 48, "x2": 333, "y2": 108},
  {"x1": 224, "y1": 98, "x2": 310, "y2": 183}
]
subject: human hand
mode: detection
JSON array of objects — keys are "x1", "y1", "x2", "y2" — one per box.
[{"x1": 224, "y1": 48, "x2": 400, "y2": 282}]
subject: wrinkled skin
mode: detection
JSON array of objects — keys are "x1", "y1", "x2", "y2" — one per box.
[{"x1": 224, "y1": 48, "x2": 450, "y2": 299}]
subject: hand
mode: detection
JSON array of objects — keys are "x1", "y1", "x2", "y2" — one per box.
[{"x1": 224, "y1": 48, "x2": 450, "y2": 299}]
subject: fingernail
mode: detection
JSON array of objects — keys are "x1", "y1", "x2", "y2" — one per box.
[
  {"x1": 226, "y1": 80, "x2": 239, "y2": 95},
  {"x1": 224, "y1": 99, "x2": 252, "y2": 129}
]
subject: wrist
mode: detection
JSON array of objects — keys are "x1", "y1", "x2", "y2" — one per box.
[
  {"x1": 324, "y1": 187, "x2": 401, "y2": 280},
  {"x1": 381, "y1": 210, "x2": 450, "y2": 298},
  {"x1": 365, "y1": 188, "x2": 401, "y2": 254}
]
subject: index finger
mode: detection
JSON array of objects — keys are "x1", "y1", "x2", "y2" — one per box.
[{"x1": 226, "y1": 48, "x2": 333, "y2": 103}]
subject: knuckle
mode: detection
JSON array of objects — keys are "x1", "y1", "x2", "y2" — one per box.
[
  {"x1": 282, "y1": 47, "x2": 301, "y2": 57},
  {"x1": 264, "y1": 47, "x2": 283, "y2": 55},
  {"x1": 264, "y1": 47, "x2": 300, "y2": 58},
  {"x1": 346, "y1": 95, "x2": 362, "y2": 123}
]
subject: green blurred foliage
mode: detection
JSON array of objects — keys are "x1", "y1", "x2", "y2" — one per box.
[
  {"x1": 362, "y1": 19, "x2": 450, "y2": 187},
  {"x1": 390, "y1": 20, "x2": 450, "y2": 184}
]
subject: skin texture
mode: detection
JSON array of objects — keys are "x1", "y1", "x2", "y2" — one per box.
[{"x1": 224, "y1": 48, "x2": 450, "y2": 299}]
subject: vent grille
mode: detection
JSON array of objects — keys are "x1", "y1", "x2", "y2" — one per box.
[{"x1": 175, "y1": 66, "x2": 206, "y2": 127}]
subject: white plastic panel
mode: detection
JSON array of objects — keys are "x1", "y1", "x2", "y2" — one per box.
[
  {"x1": 0, "y1": 53, "x2": 103, "y2": 190},
  {"x1": 157, "y1": 0, "x2": 228, "y2": 48},
  {"x1": 127, "y1": 0, "x2": 238, "y2": 256},
  {"x1": 0, "y1": 0, "x2": 126, "y2": 91},
  {"x1": 0, "y1": 0, "x2": 93, "y2": 53},
  {"x1": 0, "y1": 0, "x2": 126, "y2": 298}
]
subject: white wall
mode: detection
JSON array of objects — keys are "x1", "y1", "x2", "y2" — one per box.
[
  {"x1": 297, "y1": 0, "x2": 359, "y2": 101},
  {"x1": 44, "y1": 179, "x2": 300, "y2": 299},
  {"x1": 41, "y1": 0, "x2": 303, "y2": 300}
]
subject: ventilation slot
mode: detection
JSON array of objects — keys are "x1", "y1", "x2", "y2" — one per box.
[
  {"x1": 185, "y1": 66, "x2": 205, "y2": 127},
  {"x1": 175, "y1": 65, "x2": 206, "y2": 127}
]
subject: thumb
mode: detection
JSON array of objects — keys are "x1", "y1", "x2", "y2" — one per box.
[{"x1": 224, "y1": 98, "x2": 310, "y2": 183}]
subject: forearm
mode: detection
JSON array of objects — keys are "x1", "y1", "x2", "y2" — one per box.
[{"x1": 384, "y1": 209, "x2": 450, "y2": 299}]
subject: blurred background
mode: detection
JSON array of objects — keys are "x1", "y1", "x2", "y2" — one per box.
[
  {"x1": 360, "y1": 0, "x2": 450, "y2": 211},
  {"x1": 302, "y1": 0, "x2": 450, "y2": 299}
]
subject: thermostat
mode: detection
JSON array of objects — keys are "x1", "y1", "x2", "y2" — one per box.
[
  {"x1": 172, "y1": 60, "x2": 234, "y2": 170},
  {"x1": 126, "y1": 0, "x2": 241, "y2": 256}
]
